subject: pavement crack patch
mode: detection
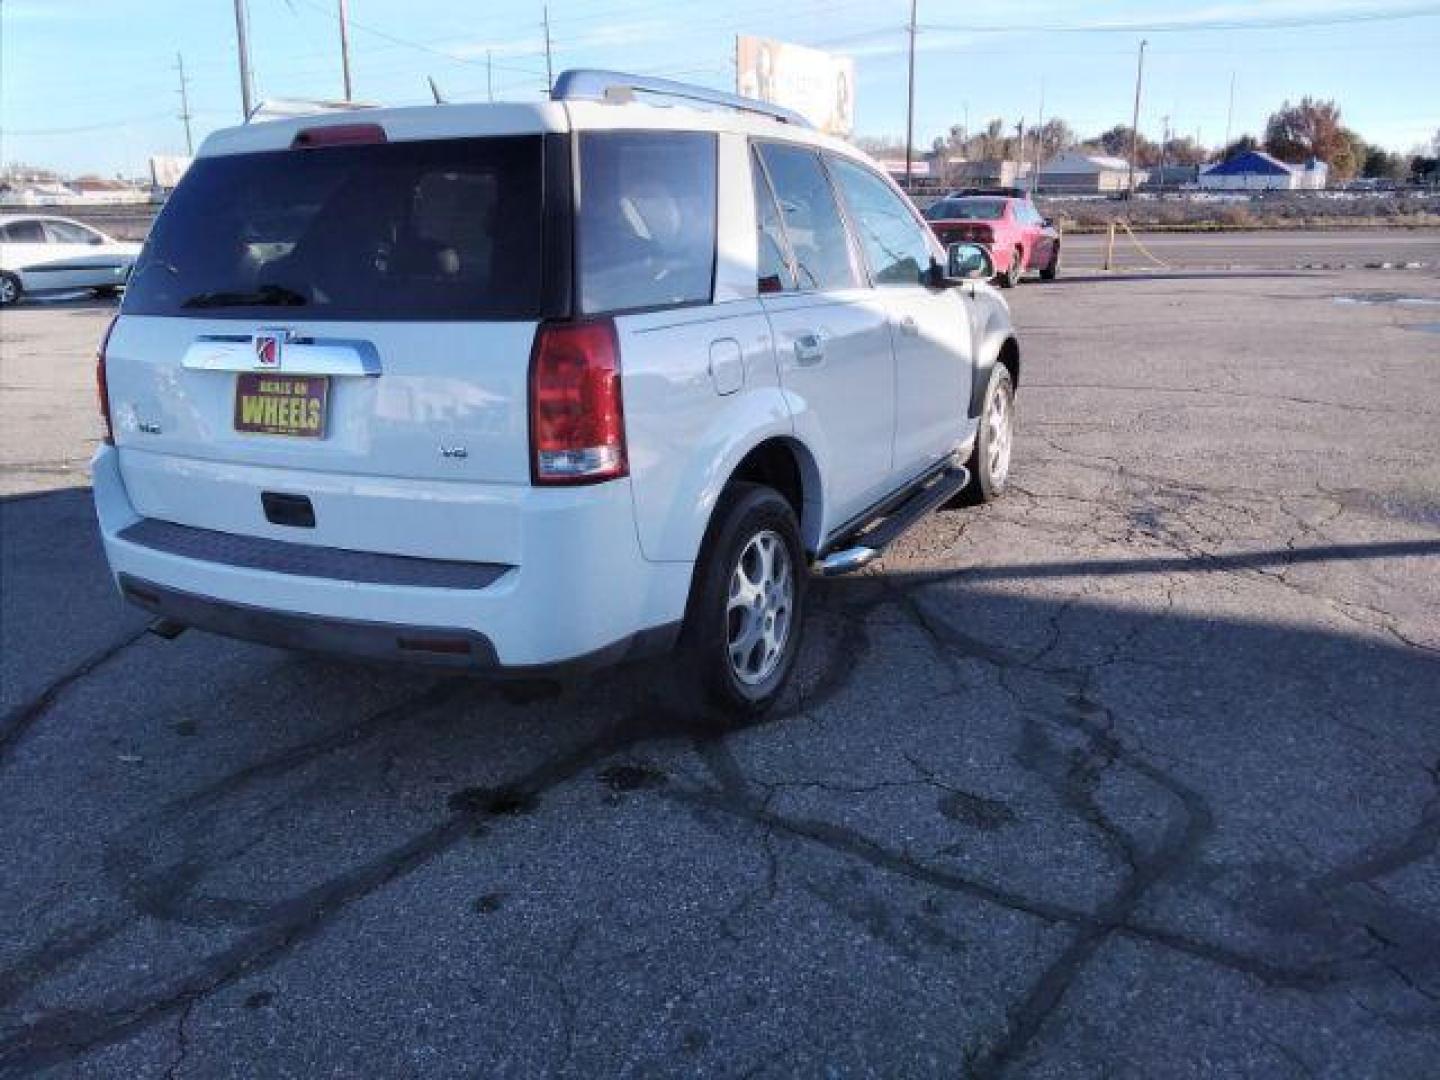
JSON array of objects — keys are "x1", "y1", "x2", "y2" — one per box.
[{"x1": 162, "y1": 996, "x2": 197, "y2": 1080}]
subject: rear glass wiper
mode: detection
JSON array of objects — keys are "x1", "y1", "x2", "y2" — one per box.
[{"x1": 181, "y1": 283, "x2": 308, "y2": 309}]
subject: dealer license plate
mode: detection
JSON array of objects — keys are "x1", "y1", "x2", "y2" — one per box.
[{"x1": 234, "y1": 373, "x2": 328, "y2": 438}]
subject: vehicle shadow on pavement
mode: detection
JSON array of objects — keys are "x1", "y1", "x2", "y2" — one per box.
[{"x1": 2, "y1": 487, "x2": 1438, "y2": 1075}]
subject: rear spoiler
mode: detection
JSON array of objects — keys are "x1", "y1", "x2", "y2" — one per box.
[{"x1": 247, "y1": 98, "x2": 380, "y2": 124}]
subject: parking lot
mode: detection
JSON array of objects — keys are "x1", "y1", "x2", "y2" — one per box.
[{"x1": 2, "y1": 235, "x2": 1439, "y2": 1077}]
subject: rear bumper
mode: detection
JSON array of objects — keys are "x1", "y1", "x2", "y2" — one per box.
[
  {"x1": 92, "y1": 445, "x2": 691, "y2": 669},
  {"x1": 117, "y1": 574, "x2": 675, "y2": 674}
]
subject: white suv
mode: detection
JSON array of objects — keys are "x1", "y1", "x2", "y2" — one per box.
[{"x1": 93, "y1": 71, "x2": 1020, "y2": 713}]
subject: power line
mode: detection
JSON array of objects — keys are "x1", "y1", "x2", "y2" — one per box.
[
  {"x1": 286, "y1": 0, "x2": 548, "y2": 77},
  {"x1": 923, "y1": 5, "x2": 1440, "y2": 35}
]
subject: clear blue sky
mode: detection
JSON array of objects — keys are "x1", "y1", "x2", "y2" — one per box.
[{"x1": 2, "y1": 0, "x2": 1437, "y2": 177}]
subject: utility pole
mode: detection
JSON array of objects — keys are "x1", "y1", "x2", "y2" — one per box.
[
  {"x1": 175, "y1": 52, "x2": 194, "y2": 156},
  {"x1": 233, "y1": 0, "x2": 254, "y2": 118},
  {"x1": 1033, "y1": 81, "x2": 1045, "y2": 193},
  {"x1": 904, "y1": 0, "x2": 917, "y2": 189},
  {"x1": 1158, "y1": 114, "x2": 1171, "y2": 195},
  {"x1": 1223, "y1": 70, "x2": 1236, "y2": 156},
  {"x1": 487, "y1": 49, "x2": 494, "y2": 102},
  {"x1": 1126, "y1": 38, "x2": 1147, "y2": 199},
  {"x1": 1015, "y1": 119, "x2": 1025, "y2": 192},
  {"x1": 337, "y1": 0, "x2": 354, "y2": 100},
  {"x1": 542, "y1": 5, "x2": 554, "y2": 93}
]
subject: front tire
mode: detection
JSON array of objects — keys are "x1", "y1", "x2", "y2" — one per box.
[
  {"x1": 0, "y1": 272, "x2": 21, "y2": 307},
  {"x1": 960, "y1": 364, "x2": 1016, "y2": 503},
  {"x1": 683, "y1": 482, "x2": 806, "y2": 716}
]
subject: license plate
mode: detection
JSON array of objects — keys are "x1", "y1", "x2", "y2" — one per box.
[{"x1": 234, "y1": 373, "x2": 328, "y2": 438}]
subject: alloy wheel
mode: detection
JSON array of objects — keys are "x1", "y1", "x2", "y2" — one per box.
[
  {"x1": 988, "y1": 382, "x2": 1014, "y2": 485},
  {"x1": 726, "y1": 529, "x2": 794, "y2": 686}
]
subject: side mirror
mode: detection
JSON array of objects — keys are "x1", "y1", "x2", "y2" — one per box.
[
  {"x1": 89, "y1": 235, "x2": 105, "y2": 245},
  {"x1": 946, "y1": 242, "x2": 994, "y2": 282}
]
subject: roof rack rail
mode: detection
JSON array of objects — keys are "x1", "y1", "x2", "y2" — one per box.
[
  {"x1": 550, "y1": 69, "x2": 811, "y2": 128},
  {"x1": 246, "y1": 98, "x2": 380, "y2": 124}
]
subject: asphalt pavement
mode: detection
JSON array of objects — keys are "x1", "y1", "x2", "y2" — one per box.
[
  {"x1": 1062, "y1": 227, "x2": 1440, "y2": 272},
  {"x1": 1, "y1": 234, "x2": 1438, "y2": 1078}
]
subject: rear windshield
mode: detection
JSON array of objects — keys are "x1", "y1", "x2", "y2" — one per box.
[
  {"x1": 124, "y1": 136, "x2": 545, "y2": 321},
  {"x1": 924, "y1": 197, "x2": 1007, "y2": 221}
]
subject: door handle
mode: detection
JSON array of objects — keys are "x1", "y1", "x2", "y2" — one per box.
[
  {"x1": 898, "y1": 315, "x2": 919, "y2": 336},
  {"x1": 794, "y1": 332, "x2": 826, "y2": 366}
]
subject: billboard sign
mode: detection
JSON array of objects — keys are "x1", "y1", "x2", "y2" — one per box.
[
  {"x1": 736, "y1": 36, "x2": 854, "y2": 137},
  {"x1": 149, "y1": 155, "x2": 193, "y2": 190}
]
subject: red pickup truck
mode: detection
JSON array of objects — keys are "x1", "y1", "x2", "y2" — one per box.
[{"x1": 923, "y1": 192, "x2": 1061, "y2": 287}]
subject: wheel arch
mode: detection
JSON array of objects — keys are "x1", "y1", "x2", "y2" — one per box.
[
  {"x1": 968, "y1": 326, "x2": 1021, "y2": 419},
  {"x1": 725, "y1": 435, "x2": 824, "y2": 556}
]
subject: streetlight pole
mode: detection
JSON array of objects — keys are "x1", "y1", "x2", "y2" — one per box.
[
  {"x1": 338, "y1": 0, "x2": 354, "y2": 100},
  {"x1": 1126, "y1": 38, "x2": 1147, "y2": 199},
  {"x1": 905, "y1": 0, "x2": 917, "y2": 189},
  {"x1": 233, "y1": 0, "x2": 255, "y2": 118},
  {"x1": 543, "y1": 5, "x2": 554, "y2": 93}
]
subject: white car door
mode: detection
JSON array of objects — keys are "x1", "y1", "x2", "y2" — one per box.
[
  {"x1": 41, "y1": 219, "x2": 129, "y2": 291},
  {"x1": 753, "y1": 141, "x2": 897, "y2": 529},
  {"x1": 826, "y1": 155, "x2": 973, "y2": 475}
]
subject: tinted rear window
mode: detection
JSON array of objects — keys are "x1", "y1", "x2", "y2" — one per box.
[
  {"x1": 578, "y1": 131, "x2": 716, "y2": 315},
  {"x1": 924, "y1": 197, "x2": 1007, "y2": 221},
  {"x1": 124, "y1": 136, "x2": 545, "y2": 320}
]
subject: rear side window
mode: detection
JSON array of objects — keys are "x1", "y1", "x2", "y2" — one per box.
[
  {"x1": 755, "y1": 142, "x2": 858, "y2": 292},
  {"x1": 44, "y1": 220, "x2": 100, "y2": 244},
  {"x1": 752, "y1": 150, "x2": 795, "y2": 294},
  {"x1": 578, "y1": 131, "x2": 716, "y2": 314},
  {"x1": 123, "y1": 136, "x2": 546, "y2": 320}
]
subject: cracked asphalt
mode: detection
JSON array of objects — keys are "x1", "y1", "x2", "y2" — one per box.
[{"x1": 2, "y1": 236, "x2": 1439, "y2": 1078}]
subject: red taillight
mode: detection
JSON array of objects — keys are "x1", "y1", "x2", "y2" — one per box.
[
  {"x1": 528, "y1": 319, "x2": 627, "y2": 485},
  {"x1": 96, "y1": 315, "x2": 117, "y2": 445},
  {"x1": 291, "y1": 123, "x2": 387, "y2": 149}
]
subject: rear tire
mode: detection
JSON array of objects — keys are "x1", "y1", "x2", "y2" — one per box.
[
  {"x1": 682, "y1": 482, "x2": 806, "y2": 716},
  {"x1": 959, "y1": 364, "x2": 1016, "y2": 504},
  {"x1": 1040, "y1": 244, "x2": 1060, "y2": 281},
  {"x1": 998, "y1": 247, "x2": 1023, "y2": 288},
  {"x1": 0, "y1": 272, "x2": 21, "y2": 307}
]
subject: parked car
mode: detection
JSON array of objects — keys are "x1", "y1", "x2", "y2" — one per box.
[
  {"x1": 93, "y1": 71, "x2": 1021, "y2": 713},
  {"x1": 922, "y1": 192, "x2": 1061, "y2": 287},
  {"x1": 0, "y1": 215, "x2": 141, "y2": 305}
]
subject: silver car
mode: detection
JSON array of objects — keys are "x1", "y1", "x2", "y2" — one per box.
[{"x1": 0, "y1": 214, "x2": 142, "y2": 305}]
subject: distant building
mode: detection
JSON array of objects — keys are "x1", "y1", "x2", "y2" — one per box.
[
  {"x1": 1143, "y1": 164, "x2": 1201, "y2": 191},
  {"x1": 1037, "y1": 151, "x2": 1143, "y2": 194},
  {"x1": 877, "y1": 159, "x2": 930, "y2": 182},
  {"x1": 0, "y1": 174, "x2": 150, "y2": 207},
  {"x1": 934, "y1": 157, "x2": 1032, "y2": 190},
  {"x1": 1198, "y1": 150, "x2": 1328, "y2": 191}
]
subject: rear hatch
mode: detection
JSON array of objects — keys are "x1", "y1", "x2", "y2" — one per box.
[{"x1": 108, "y1": 120, "x2": 572, "y2": 563}]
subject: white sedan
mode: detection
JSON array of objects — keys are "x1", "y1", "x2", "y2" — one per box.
[{"x1": 0, "y1": 214, "x2": 143, "y2": 306}]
